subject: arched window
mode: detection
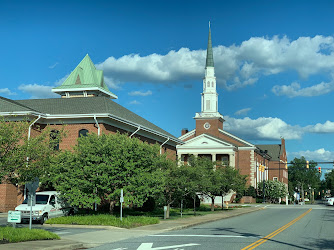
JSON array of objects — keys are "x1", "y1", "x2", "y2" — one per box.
[
  {"x1": 50, "y1": 130, "x2": 60, "y2": 151},
  {"x1": 78, "y1": 129, "x2": 89, "y2": 137},
  {"x1": 207, "y1": 81, "x2": 210, "y2": 87},
  {"x1": 212, "y1": 82, "x2": 214, "y2": 87}
]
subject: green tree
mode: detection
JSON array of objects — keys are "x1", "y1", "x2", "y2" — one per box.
[
  {"x1": 325, "y1": 170, "x2": 334, "y2": 196},
  {"x1": 0, "y1": 117, "x2": 63, "y2": 185},
  {"x1": 288, "y1": 157, "x2": 321, "y2": 202},
  {"x1": 49, "y1": 132, "x2": 165, "y2": 213},
  {"x1": 159, "y1": 156, "x2": 206, "y2": 218},
  {"x1": 258, "y1": 180, "x2": 288, "y2": 203},
  {"x1": 187, "y1": 156, "x2": 247, "y2": 211}
]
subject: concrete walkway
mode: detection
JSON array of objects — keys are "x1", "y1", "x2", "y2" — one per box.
[{"x1": 0, "y1": 206, "x2": 264, "y2": 250}]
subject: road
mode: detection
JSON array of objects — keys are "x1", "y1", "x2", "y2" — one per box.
[{"x1": 91, "y1": 204, "x2": 334, "y2": 250}]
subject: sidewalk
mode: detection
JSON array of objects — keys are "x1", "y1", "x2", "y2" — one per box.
[{"x1": 0, "y1": 206, "x2": 264, "y2": 250}]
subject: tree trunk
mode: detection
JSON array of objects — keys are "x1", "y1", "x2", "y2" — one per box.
[
  {"x1": 193, "y1": 195, "x2": 196, "y2": 216},
  {"x1": 222, "y1": 195, "x2": 224, "y2": 210},
  {"x1": 166, "y1": 204, "x2": 170, "y2": 219},
  {"x1": 211, "y1": 196, "x2": 215, "y2": 211},
  {"x1": 109, "y1": 200, "x2": 117, "y2": 214}
]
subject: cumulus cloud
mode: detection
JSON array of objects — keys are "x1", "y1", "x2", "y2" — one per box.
[
  {"x1": 272, "y1": 81, "x2": 334, "y2": 97},
  {"x1": 128, "y1": 90, "x2": 152, "y2": 96},
  {"x1": 306, "y1": 121, "x2": 334, "y2": 133},
  {"x1": 96, "y1": 35, "x2": 334, "y2": 95},
  {"x1": 234, "y1": 108, "x2": 251, "y2": 116},
  {"x1": 18, "y1": 84, "x2": 58, "y2": 99},
  {"x1": 0, "y1": 88, "x2": 16, "y2": 96},
  {"x1": 288, "y1": 148, "x2": 334, "y2": 162},
  {"x1": 224, "y1": 116, "x2": 334, "y2": 141},
  {"x1": 224, "y1": 116, "x2": 303, "y2": 140}
]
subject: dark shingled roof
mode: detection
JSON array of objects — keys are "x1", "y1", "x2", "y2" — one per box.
[
  {"x1": 0, "y1": 96, "x2": 38, "y2": 112},
  {"x1": 256, "y1": 144, "x2": 282, "y2": 161},
  {"x1": 0, "y1": 96, "x2": 177, "y2": 140}
]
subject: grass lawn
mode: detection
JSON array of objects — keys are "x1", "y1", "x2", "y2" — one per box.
[
  {"x1": 0, "y1": 226, "x2": 60, "y2": 244},
  {"x1": 46, "y1": 215, "x2": 159, "y2": 229},
  {"x1": 45, "y1": 204, "x2": 250, "y2": 227}
]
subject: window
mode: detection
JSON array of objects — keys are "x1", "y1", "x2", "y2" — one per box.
[
  {"x1": 273, "y1": 177, "x2": 278, "y2": 181},
  {"x1": 207, "y1": 81, "x2": 210, "y2": 87},
  {"x1": 78, "y1": 129, "x2": 89, "y2": 137},
  {"x1": 50, "y1": 130, "x2": 59, "y2": 150},
  {"x1": 212, "y1": 82, "x2": 214, "y2": 87},
  {"x1": 206, "y1": 100, "x2": 210, "y2": 110}
]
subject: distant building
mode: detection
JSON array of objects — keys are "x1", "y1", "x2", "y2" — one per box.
[
  {"x1": 177, "y1": 27, "x2": 288, "y2": 202},
  {"x1": 0, "y1": 54, "x2": 182, "y2": 212}
]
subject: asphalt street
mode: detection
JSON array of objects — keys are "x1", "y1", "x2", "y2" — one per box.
[{"x1": 90, "y1": 204, "x2": 334, "y2": 250}]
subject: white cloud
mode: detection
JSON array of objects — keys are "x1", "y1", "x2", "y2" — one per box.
[
  {"x1": 128, "y1": 90, "x2": 152, "y2": 96},
  {"x1": 129, "y1": 100, "x2": 141, "y2": 105},
  {"x1": 272, "y1": 81, "x2": 334, "y2": 97},
  {"x1": 96, "y1": 35, "x2": 334, "y2": 95},
  {"x1": 224, "y1": 116, "x2": 303, "y2": 140},
  {"x1": 18, "y1": 84, "x2": 58, "y2": 99},
  {"x1": 288, "y1": 148, "x2": 334, "y2": 162},
  {"x1": 0, "y1": 88, "x2": 16, "y2": 96},
  {"x1": 54, "y1": 74, "x2": 69, "y2": 86},
  {"x1": 224, "y1": 116, "x2": 334, "y2": 141},
  {"x1": 307, "y1": 121, "x2": 334, "y2": 133},
  {"x1": 234, "y1": 108, "x2": 251, "y2": 116}
]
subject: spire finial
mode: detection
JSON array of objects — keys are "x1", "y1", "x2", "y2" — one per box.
[{"x1": 209, "y1": 21, "x2": 210, "y2": 29}]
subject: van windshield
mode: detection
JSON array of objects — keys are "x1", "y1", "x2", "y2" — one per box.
[{"x1": 22, "y1": 195, "x2": 50, "y2": 205}]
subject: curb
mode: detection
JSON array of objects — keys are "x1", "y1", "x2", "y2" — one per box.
[{"x1": 154, "y1": 207, "x2": 265, "y2": 232}]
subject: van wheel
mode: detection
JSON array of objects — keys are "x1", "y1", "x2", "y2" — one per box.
[{"x1": 40, "y1": 214, "x2": 48, "y2": 225}]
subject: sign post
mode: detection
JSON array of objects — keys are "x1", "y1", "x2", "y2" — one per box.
[
  {"x1": 120, "y1": 189, "x2": 124, "y2": 221},
  {"x1": 26, "y1": 177, "x2": 39, "y2": 230}
]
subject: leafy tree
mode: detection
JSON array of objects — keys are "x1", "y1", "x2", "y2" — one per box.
[
  {"x1": 49, "y1": 132, "x2": 165, "y2": 213},
  {"x1": 258, "y1": 180, "x2": 288, "y2": 203},
  {"x1": 159, "y1": 156, "x2": 206, "y2": 218},
  {"x1": 0, "y1": 117, "x2": 63, "y2": 185},
  {"x1": 325, "y1": 170, "x2": 334, "y2": 196},
  {"x1": 288, "y1": 157, "x2": 321, "y2": 202},
  {"x1": 187, "y1": 156, "x2": 247, "y2": 211}
]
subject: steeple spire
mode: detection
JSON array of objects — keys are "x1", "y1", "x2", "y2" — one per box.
[{"x1": 205, "y1": 22, "x2": 214, "y2": 68}]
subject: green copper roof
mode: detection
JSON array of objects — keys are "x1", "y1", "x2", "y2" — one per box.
[
  {"x1": 205, "y1": 27, "x2": 214, "y2": 67},
  {"x1": 53, "y1": 54, "x2": 117, "y2": 98}
]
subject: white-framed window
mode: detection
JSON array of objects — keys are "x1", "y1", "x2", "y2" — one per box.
[
  {"x1": 273, "y1": 177, "x2": 278, "y2": 181},
  {"x1": 207, "y1": 81, "x2": 210, "y2": 87}
]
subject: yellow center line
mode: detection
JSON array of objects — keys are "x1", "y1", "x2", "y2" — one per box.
[{"x1": 241, "y1": 208, "x2": 312, "y2": 250}]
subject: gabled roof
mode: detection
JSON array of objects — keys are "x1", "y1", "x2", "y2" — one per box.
[
  {"x1": 177, "y1": 133, "x2": 235, "y2": 150},
  {"x1": 52, "y1": 54, "x2": 117, "y2": 99},
  {"x1": 0, "y1": 96, "x2": 38, "y2": 113},
  {"x1": 256, "y1": 144, "x2": 282, "y2": 161},
  {"x1": 218, "y1": 129, "x2": 255, "y2": 148},
  {"x1": 0, "y1": 96, "x2": 180, "y2": 143}
]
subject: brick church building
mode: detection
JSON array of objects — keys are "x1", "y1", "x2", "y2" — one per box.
[
  {"x1": 176, "y1": 27, "x2": 288, "y2": 201},
  {"x1": 0, "y1": 54, "x2": 183, "y2": 212}
]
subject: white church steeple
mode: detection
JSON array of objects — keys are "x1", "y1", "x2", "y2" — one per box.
[{"x1": 195, "y1": 24, "x2": 223, "y2": 120}]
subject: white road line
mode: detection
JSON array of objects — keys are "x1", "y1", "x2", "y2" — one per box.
[{"x1": 149, "y1": 234, "x2": 252, "y2": 238}]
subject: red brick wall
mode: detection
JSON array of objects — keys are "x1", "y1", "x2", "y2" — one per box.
[
  {"x1": 195, "y1": 118, "x2": 223, "y2": 137},
  {"x1": 0, "y1": 184, "x2": 24, "y2": 212},
  {"x1": 236, "y1": 150, "x2": 252, "y2": 186}
]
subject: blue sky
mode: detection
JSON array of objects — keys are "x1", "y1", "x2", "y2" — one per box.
[{"x1": 1, "y1": 0, "x2": 334, "y2": 172}]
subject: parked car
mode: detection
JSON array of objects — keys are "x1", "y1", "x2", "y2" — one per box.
[
  {"x1": 15, "y1": 191, "x2": 74, "y2": 225},
  {"x1": 326, "y1": 197, "x2": 334, "y2": 206}
]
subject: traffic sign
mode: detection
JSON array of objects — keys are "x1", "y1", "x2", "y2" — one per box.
[
  {"x1": 7, "y1": 211, "x2": 21, "y2": 223},
  {"x1": 26, "y1": 177, "x2": 39, "y2": 193}
]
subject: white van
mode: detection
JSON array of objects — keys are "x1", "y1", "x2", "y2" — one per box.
[{"x1": 15, "y1": 191, "x2": 74, "y2": 224}]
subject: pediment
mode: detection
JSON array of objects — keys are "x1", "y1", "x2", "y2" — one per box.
[{"x1": 177, "y1": 134, "x2": 234, "y2": 149}]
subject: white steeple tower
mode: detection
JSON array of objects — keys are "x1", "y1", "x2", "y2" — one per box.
[{"x1": 195, "y1": 24, "x2": 223, "y2": 120}]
